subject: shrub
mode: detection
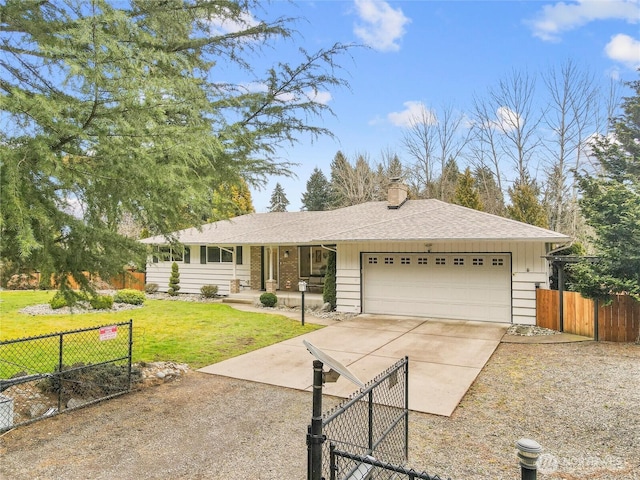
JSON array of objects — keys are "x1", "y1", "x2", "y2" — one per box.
[
  {"x1": 200, "y1": 284, "x2": 218, "y2": 298},
  {"x1": 144, "y1": 283, "x2": 159, "y2": 294},
  {"x1": 168, "y1": 262, "x2": 180, "y2": 296},
  {"x1": 49, "y1": 292, "x2": 68, "y2": 310},
  {"x1": 259, "y1": 292, "x2": 277, "y2": 307},
  {"x1": 114, "y1": 289, "x2": 145, "y2": 305},
  {"x1": 89, "y1": 295, "x2": 114, "y2": 310},
  {"x1": 323, "y1": 250, "x2": 337, "y2": 310}
]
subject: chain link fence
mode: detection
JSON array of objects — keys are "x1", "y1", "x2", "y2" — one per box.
[
  {"x1": 329, "y1": 446, "x2": 448, "y2": 480},
  {"x1": 311, "y1": 357, "x2": 410, "y2": 479},
  {"x1": 0, "y1": 320, "x2": 133, "y2": 432}
]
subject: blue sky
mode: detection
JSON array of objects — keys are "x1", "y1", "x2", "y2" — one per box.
[{"x1": 245, "y1": 0, "x2": 640, "y2": 212}]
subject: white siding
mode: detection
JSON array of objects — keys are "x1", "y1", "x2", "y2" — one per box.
[
  {"x1": 146, "y1": 245, "x2": 250, "y2": 295},
  {"x1": 336, "y1": 244, "x2": 361, "y2": 313},
  {"x1": 335, "y1": 240, "x2": 550, "y2": 325}
]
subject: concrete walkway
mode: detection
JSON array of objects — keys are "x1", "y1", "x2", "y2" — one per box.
[{"x1": 198, "y1": 314, "x2": 509, "y2": 416}]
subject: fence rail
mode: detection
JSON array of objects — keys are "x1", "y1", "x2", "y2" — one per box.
[
  {"x1": 0, "y1": 320, "x2": 133, "y2": 432},
  {"x1": 536, "y1": 289, "x2": 640, "y2": 342},
  {"x1": 330, "y1": 446, "x2": 448, "y2": 480}
]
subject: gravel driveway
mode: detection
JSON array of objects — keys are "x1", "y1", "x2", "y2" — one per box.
[{"x1": 1, "y1": 341, "x2": 638, "y2": 480}]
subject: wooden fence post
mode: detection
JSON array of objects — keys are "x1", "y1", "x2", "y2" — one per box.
[{"x1": 594, "y1": 298, "x2": 599, "y2": 342}]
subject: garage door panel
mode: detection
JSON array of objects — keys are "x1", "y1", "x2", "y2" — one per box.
[{"x1": 363, "y1": 254, "x2": 511, "y2": 322}]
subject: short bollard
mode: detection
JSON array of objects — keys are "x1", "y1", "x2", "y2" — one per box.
[
  {"x1": 298, "y1": 281, "x2": 307, "y2": 326},
  {"x1": 516, "y1": 438, "x2": 542, "y2": 480}
]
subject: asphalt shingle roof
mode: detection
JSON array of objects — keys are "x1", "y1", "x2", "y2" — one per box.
[{"x1": 140, "y1": 199, "x2": 571, "y2": 245}]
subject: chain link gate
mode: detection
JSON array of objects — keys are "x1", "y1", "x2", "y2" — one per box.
[{"x1": 0, "y1": 320, "x2": 133, "y2": 431}]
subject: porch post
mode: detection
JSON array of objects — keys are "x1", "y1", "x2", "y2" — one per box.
[
  {"x1": 268, "y1": 246, "x2": 274, "y2": 280},
  {"x1": 265, "y1": 246, "x2": 277, "y2": 293}
]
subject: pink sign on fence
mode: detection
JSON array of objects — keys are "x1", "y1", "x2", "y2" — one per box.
[{"x1": 99, "y1": 326, "x2": 118, "y2": 341}]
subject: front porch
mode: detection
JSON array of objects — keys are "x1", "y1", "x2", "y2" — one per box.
[{"x1": 223, "y1": 289, "x2": 326, "y2": 309}]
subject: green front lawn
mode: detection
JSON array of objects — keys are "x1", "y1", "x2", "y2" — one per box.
[{"x1": 0, "y1": 291, "x2": 321, "y2": 371}]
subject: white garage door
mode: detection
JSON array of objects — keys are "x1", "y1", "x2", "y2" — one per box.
[{"x1": 362, "y1": 253, "x2": 511, "y2": 323}]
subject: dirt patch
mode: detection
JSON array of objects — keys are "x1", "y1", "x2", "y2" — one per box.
[{"x1": 0, "y1": 342, "x2": 638, "y2": 480}]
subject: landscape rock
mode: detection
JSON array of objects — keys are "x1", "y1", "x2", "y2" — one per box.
[
  {"x1": 66, "y1": 398, "x2": 85, "y2": 409},
  {"x1": 29, "y1": 403, "x2": 47, "y2": 418}
]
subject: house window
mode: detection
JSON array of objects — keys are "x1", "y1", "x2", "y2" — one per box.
[
  {"x1": 221, "y1": 248, "x2": 233, "y2": 263},
  {"x1": 155, "y1": 246, "x2": 185, "y2": 262},
  {"x1": 235, "y1": 246, "x2": 243, "y2": 265},
  {"x1": 207, "y1": 247, "x2": 234, "y2": 263},
  {"x1": 184, "y1": 247, "x2": 190, "y2": 264},
  {"x1": 435, "y1": 257, "x2": 446, "y2": 265},
  {"x1": 207, "y1": 246, "x2": 220, "y2": 263},
  {"x1": 401, "y1": 257, "x2": 411, "y2": 265},
  {"x1": 200, "y1": 246, "x2": 206, "y2": 264},
  {"x1": 453, "y1": 257, "x2": 464, "y2": 266},
  {"x1": 472, "y1": 258, "x2": 484, "y2": 266},
  {"x1": 368, "y1": 257, "x2": 378, "y2": 264},
  {"x1": 492, "y1": 258, "x2": 504, "y2": 266},
  {"x1": 417, "y1": 257, "x2": 428, "y2": 265},
  {"x1": 384, "y1": 257, "x2": 394, "y2": 265}
]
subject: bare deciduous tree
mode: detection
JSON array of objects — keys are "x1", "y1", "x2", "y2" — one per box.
[
  {"x1": 330, "y1": 152, "x2": 382, "y2": 207},
  {"x1": 402, "y1": 107, "x2": 438, "y2": 198},
  {"x1": 541, "y1": 60, "x2": 601, "y2": 235},
  {"x1": 402, "y1": 104, "x2": 470, "y2": 200}
]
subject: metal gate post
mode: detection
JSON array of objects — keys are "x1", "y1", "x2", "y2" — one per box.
[
  {"x1": 127, "y1": 319, "x2": 133, "y2": 390},
  {"x1": 57, "y1": 333, "x2": 63, "y2": 412},
  {"x1": 308, "y1": 360, "x2": 325, "y2": 480}
]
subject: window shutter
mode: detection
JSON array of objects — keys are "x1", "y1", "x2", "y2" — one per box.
[
  {"x1": 236, "y1": 246, "x2": 243, "y2": 265},
  {"x1": 184, "y1": 247, "x2": 190, "y2": 264},
  {"x1": 200, "y1": 246, "x2": 206, "y2": 264}
]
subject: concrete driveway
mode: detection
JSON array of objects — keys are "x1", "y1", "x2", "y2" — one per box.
[{"x1": 198, "y1": 315, "x2": 508, "y2": 416}]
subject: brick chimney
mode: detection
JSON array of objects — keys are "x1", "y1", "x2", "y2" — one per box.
[{"x1": 387, "y1": 177, "x2": 408, "y2": 209}]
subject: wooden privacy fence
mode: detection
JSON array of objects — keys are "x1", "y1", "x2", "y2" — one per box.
[
  {"x1": 32, "y1": 271, "x2": 146, "y2": 291},
  {"x1": 537, "y1": 289, "x2": 640, "y2": 342},
  {"x1": 109, "y1": 271, "x2": 146, "y2": 291}
]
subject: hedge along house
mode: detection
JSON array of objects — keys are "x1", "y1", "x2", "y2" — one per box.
[{"x1": 141, "y1": 181, "x2": 570, "y2": 325}]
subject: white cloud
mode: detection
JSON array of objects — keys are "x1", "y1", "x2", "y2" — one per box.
[
  {"x1": 239, "y1": 83, "x2": 331, "y2": 105},
  {"x1": 494, "y1": 107, "x2": 522, "y2": 133},
  {"x1": 208, "y1": 11, "x2": 259, "y2": 36},
  {"x1": 605, "y1": 34, "x2": 640, "y2": 69},
  {"x1": 306, "y1": 90, "x2": 333, "y2": 105},
  {"x1": 353, "y1": 0, "x2": 410, "y2": 52},
  {"x1": 241, "y1": 82, "x2": 268, "y2": 93},
  {"x1": 388, "y1": 101, "x2": 436, "y2": 128},
  {"x1": 528, "y1": 0, "x2": 639, "y2": 42}
]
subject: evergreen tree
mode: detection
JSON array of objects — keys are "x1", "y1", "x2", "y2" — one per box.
[
  {"x1": 329, "y1": 152, "x2": 380, "y2": 207},
  {"x1": 506, "y1": 175, "x2": 549, "y2": 228},
  {"x1": 0, "y1": 0, "x2": 351, "y2": 293},
  {"x1": 454, "y1": 167, "x2": 484, "y2": 210},
  {"x1": 168, "y1": 262, "x2": 180, "y2": 296},
  {"x1": 323, "y1": 250, "x2": 337, "y2": 310},
  {"x1": 329, "y1": 151, "x2": 350, "y2": 208},
  {"x1": 435, "y1": 157, "x2": 460, "y2": 202},
  {"x1": 473, "y1": 166, "x2": 505, "y2": 215},
  {"x1": 571, "y1": 77, "x2": 640, "y2": 301},
  {"x1": 268, "y1": 183, "x2": 290, "y2": 212},
  {"x1": 301, "y1": 168, "x2": 331, "y2": 211},
  {"x1": 210, "y1": 179, "x2": 256, "y2": 219},
  {"x1": 384, "y1": 154, "x2": 405, "y2": 179}
]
